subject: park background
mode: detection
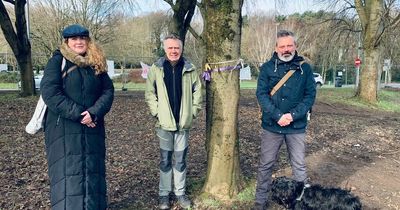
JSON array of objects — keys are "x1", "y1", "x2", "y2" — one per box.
[{"x1": 1, "y1": 0, "x2": 400, "y2": 209}]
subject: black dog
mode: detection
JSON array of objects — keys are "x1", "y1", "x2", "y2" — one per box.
[{"x1": 271, "y1": 176, "x2": 362, "y2": 210}]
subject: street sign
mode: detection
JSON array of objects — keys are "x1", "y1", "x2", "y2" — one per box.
[{"x1": 355, "y1": 58, "x2": 361, "y2": 67}]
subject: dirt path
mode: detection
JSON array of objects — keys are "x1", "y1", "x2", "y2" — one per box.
[
  {"x1": 273, "y1": 99, "x2": 400, "y2": 210},
  {"x1": 0, "y1": 90, "x2": 399, "y2": 209}
]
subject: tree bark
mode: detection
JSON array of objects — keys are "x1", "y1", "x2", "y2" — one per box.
[
  {"x1": 358, "y1": 48, "x2": 380, "y2": 102},
  {"x1": 202, "y1": 0, "x2": 243, "y2": 201}
]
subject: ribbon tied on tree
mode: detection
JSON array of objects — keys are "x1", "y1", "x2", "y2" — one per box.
[{"x1": 202, "y1": 59, "x2": 244, "y2": 81}]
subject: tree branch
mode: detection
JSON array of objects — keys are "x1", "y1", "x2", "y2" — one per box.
[
  {"x1": 164, "y1": 0, "x2": 174, "y2": 7},
  {"x1": 182, "y1": 2, "x2": 196, "y2": 32},
  {"x1": 0, "y1": 1, "x2": 19, "y2": 53},
  {"x1": 354, "y1": 0, "x2": 367, "y2": 30},
  {"x1": 189, "y1": 26, "x2": 203, "y2": 44},
  {"x1": 392, "y1": 14, "x2": 400, "y2": 28},
  {"x1": 3, "y1": 0, "x2": 15, "y2": 5}
]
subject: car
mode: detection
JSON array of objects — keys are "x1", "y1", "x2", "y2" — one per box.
[
  {"x1": 34, "y1": 75, "x2": 43, "y2": 89},
  {"x1": 18, "y1": 74, "x2": 43, "y2": 90},
  {"x1": 313, "y1": 73, "x2": 324, "y2": 88}
]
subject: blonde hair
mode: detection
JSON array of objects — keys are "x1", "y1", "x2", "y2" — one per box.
[
  {"x1": 63, "y1": 38, "x2": 107, "y2": 75},
  {"x1": 87, "y1": 39, "x2": 107, "y2": 74}
]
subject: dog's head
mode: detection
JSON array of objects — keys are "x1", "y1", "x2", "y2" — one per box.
[{"x1": 271, "y1": 176, "x2": 305, "y2": 208}]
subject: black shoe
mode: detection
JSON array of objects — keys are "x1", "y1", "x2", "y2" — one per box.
[
  {"x1": 176, "y1": 194, "x2": 191, "y2": 209},
  {"x1": 159, "y1": 196, "x2": 170, "y2": 209}
]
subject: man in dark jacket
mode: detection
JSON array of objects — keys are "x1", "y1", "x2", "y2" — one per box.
[{"x1": 254, "y1": 30, "x2": 316, "y2": 210}]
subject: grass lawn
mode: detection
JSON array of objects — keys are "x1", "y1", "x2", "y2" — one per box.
[
  {"x1": 113, "y1": 82, "x2": 146, "y2": 90},
  {"x1": 240, "y1": 80, "x2": 257, "y2": 89},
  {"x1": 317, "y1": 87, "x2": 400, "y2": 113},
  {"x1": 0, "y1": 83, "x2": 19, "y2": 89}
]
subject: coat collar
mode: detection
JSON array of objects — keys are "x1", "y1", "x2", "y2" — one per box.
[
  {"x1": 59, "y1": 43, "x2": 92, "y2": 68},
  {"x1": 155, "y1": 57, "x2": 194, "y2": 71}
]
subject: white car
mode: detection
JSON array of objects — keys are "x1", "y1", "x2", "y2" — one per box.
[{"x1": 313, "y1": 73, "x2": 324, "y2": 88}]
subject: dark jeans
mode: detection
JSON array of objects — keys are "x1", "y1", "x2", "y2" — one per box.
[{"x1": 255, "y1": 129, "x2": 307, "y2": 205}]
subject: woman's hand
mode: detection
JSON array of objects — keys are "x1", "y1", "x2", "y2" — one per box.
[{"x1": 81, "y1": 111, "x2": 96, "y2": 127}]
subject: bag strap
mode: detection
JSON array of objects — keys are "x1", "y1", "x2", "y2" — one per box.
[
  {"x1": 270, "y1": 70, "x2": 295, "y2": 96},
  {"x1": 61, "y1": 57, "x2": 78, "y2": 78},
  {"x1": 270, "y1": 61, "x2": 305, "y2": 96}
]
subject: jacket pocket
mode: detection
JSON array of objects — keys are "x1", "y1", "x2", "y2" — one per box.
[
  {"x1": 262, "y1": 113, "x2": 275, "y2": 126},
  {"x1": 292, "y1": 117, "x2": 307, "y2": 129}
]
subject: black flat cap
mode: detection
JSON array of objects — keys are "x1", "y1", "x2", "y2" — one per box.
[{"x1": 62, "y1": 24, "x2": 89, "y2": 38}]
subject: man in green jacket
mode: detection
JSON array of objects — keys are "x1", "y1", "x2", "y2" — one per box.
[{"x1": 145, "y1": 34, "x2": 203, "y2": 210}]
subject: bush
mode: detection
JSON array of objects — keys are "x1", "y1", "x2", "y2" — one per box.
[
  {"x1": 0, "y1": 72, "x2": 19, "y2": 83},
  {"x1": 129, "y1": 69, "x2": 146, "y2": 83},
  {"x1": 110, "y1": 69, "x2": 146, "y2": 84}
]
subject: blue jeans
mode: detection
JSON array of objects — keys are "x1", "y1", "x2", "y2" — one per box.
[
  {"x1": 157, "y1": 128, "x2": 189, "y2": 197},
  {"x1": 255, "y1": 129, "x2": 307, "y2": 205}
]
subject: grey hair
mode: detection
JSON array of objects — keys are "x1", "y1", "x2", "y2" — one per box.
[
  {"x1": 163, "y1": 34, "x2": 183, "y2": 50},
  {"x1": 276, "y1": 30, "x2": 297, "y2": 45}
]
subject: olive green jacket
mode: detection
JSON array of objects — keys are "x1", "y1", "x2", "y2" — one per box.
[{"x1": 145, "y1": 57, "x2": 202, "y2": 131}]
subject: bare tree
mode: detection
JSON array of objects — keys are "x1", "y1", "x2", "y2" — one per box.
[
  {"x1": 316, "y1": 0, "x2": 400, "y2": 102},
  {"x1": 0, "y1": 0, "x2": 35, "y2": 96},
  {"x1": 29, "y1": 0, "x2": 68, "y2": 57},
  {"x1": 30, "y1": 0, "x2": 128, "y2": 56},
  {"x1": 242, "y1": 14, "x2": 276, "y2": 71},
  {"x1": 103, "y1": 12, "x2": 169, "y2": 64},
  {"x1": 148, "y1": 11, "x2": 171, "y2": 57}
]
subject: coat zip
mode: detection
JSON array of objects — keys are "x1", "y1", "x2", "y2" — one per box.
[
  {"x1": 172, "y1": 66, "x2": 178, "y2": 129},
  {"x1": 56, "y1": 115, "x2": 60, "y2": 125}
]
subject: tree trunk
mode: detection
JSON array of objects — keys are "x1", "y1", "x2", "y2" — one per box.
[
  {"x1": 202, "y1": 0, "x2": 243, "y2": 201},
  {"x1": 354, "y1": 0, "x2": 383, "y2": 103},
  {"x1": 18, "y1": 53, "x2": 35, "y2": 96},
  {"x1": 0, "y1": 0, "x2": 35, "y2": 96},
  {"x1": 164, "y1": 0, "x2": 196, "y2": 45},
  {"x1": 357, "y1": 47, "x2": 380, "y2": 102}
]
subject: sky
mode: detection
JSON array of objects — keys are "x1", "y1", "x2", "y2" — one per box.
[{"x1": 136, "y1": 0, "x2": 328, "y2": 16}]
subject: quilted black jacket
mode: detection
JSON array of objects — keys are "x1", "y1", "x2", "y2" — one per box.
[{"x1": 40, "y1": 50, "x2": 114, "y2": 210}]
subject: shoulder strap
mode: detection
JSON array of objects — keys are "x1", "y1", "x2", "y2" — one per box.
[
  {"x1": 270, "y1": 70, "x2": 296, "y2": 96},
  {"x1": 61, "y1": 57, "x2": 66, "y2": 71},
  {"x1": 270, "y1": 61, "x2": 306, "y2": 96},
  {"x1": 61, "y1": 57, "x2": 78, "y2": 78}
]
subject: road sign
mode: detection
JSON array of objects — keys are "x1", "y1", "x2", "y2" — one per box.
[{"x1": 355, "y1": 58, "x2": 361, "y2": 67}]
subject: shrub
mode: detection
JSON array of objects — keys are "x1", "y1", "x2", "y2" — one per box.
[
  {"x1": 0, "y1": 72, "x2": 19, "y2": 83},
  {"x1": 129, "y1": 69, "x2": 146, "y2": 83}
]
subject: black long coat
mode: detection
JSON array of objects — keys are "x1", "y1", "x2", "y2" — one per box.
[{"x1": 40, "y1": 50, "x2": 114, "y2": 210}]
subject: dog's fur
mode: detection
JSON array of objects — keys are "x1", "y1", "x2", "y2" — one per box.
[{"x1": 271, "y1": 176, "x2": 362, "y2": 210}]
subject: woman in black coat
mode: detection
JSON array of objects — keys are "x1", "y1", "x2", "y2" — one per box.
[{"x1": 40, "y1": 24, "x2": 114, "y2": 210}]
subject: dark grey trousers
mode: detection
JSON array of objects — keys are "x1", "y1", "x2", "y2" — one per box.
[
  {"x1": 255, "y1": 129, "x2": 307, "y2": 205},
  {"x1": 156, "y1": 128, "x2": 189, "y2": 197}
]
